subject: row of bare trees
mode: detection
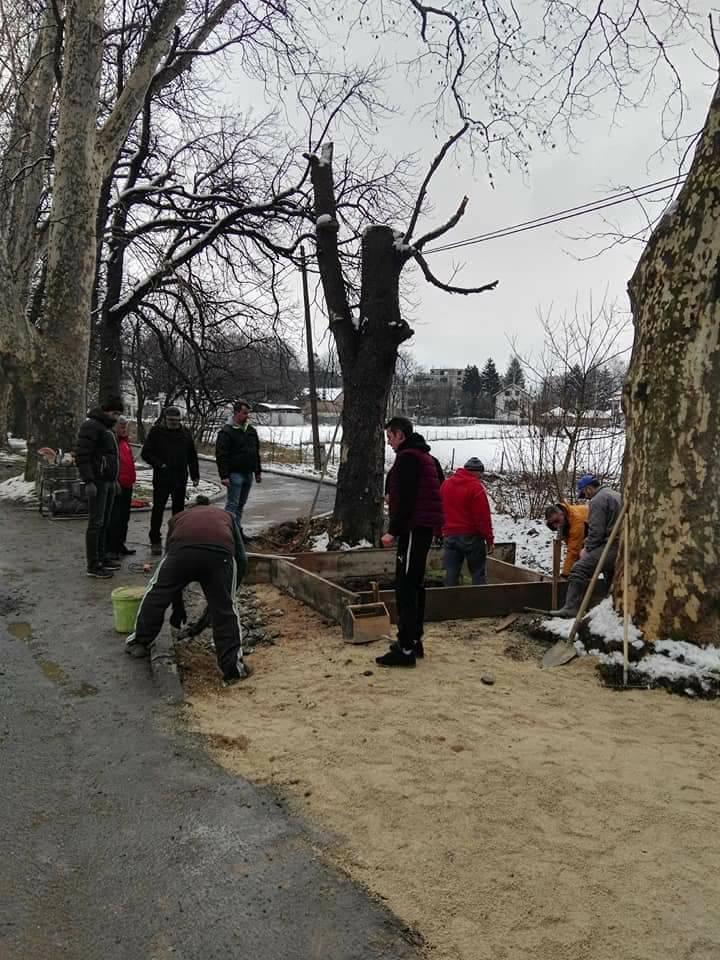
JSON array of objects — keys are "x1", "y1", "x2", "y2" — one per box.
[{"x1": 0, "y1": 0, "x2": 717, "y2": 643}]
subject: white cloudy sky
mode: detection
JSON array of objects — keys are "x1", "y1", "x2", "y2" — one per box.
[{"x1": 228, "y1": 0, "x2": 716, "y2": 376}]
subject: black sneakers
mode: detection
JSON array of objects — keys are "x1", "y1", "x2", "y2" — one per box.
[
  {"x1": 102, "y1": 558, "x2": 122, "y2": 570},
  {"x1": 87, "y1": 566, "x2": 113, "y2": 579},
  {"x1": 390, "y1": 639, "x2": 424, "y2": 659},
  {"x1": 125, "y1": 639, "x2": 150, "y2": 658},
  {"x1": 223, "y1": 660, "x2": 253, "y2": 686},
  {"x1": 120, "y1": 545, "x2": 136, "y2": 556},
  {"x1": 376, "y1": 647, "x2": 416, "y2": 668}
]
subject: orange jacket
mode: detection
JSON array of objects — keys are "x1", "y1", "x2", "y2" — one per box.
[{"x1": 560, "y1": 501, "x2": 589, "y2": 576}]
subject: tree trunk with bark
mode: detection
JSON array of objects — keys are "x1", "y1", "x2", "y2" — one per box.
[
  {"x1": 622, "y1": 79, "x2": 720, "y2": 645},
  {"x1": 309, "y1": 147, "x2": 413, "y2": 544},
  {"x1": 29, "y1": 0, "x2": 105, "y2": 452}
]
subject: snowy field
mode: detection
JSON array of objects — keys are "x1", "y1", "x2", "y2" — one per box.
[{"x1": 257, "y1": 422, "x2": 624, "y2": 476}]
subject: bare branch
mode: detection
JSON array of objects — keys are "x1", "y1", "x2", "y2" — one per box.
[{"x1": 412, "y1": 249, "x2": 498, "y2": 295}]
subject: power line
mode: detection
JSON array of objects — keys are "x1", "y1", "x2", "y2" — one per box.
[{"x1": 424, "y1": 175, "x2": 684, "y2": 255}]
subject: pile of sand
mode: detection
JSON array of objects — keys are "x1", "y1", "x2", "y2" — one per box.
[{"x1": 183, "y1": 586, "x2": 720, "y2": 960}]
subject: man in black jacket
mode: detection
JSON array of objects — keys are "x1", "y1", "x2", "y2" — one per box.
[
  {"x1": 141, "y1": 406, "x2": 200, "y2": 555},
  {"x1": 75, "y1": 395, "x2": 124, "y2": 578},
  {"x1": 215, "y1": 401, "x2": 262, "y2": 538}
]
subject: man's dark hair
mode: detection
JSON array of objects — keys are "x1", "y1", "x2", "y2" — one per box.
[
  {"x1": 233, "y1": 400, "x2": 251, "y2": 413},
  {"x1": 193, "y1": 495, "x2": 211, "y2": 507},
  {"x1": 385, "y1": 416, "x2": 413, "y2": 438},
  {"x1": 544, "y1": 503, "x2": 564, "y2": 521},
  {"x1": 101, "y1": 395, "x2": 123, "y2": 413}
]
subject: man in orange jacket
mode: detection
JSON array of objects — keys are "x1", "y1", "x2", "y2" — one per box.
[
  {"x1": 440, "y1": 457, "x2": 494, "y2": 585},
  {"x1": 544, "y1": 501, "x2": 589, "y2": 576}
]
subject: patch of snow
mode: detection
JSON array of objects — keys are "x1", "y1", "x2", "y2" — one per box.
[
  {"x1": 351, "y1": 315, "x2": 360, "y2": 331},
  {"x1": 633, "y1": 654, "x2": 712, "y2": 688},
  {"x1": 316, "y1": 214, "x2": 334, "y2": 226},
  {"x1": 654, "y1": 640, "x2": 720, "y2": 675},
  {"x1": 311, "y1": 532, "x2": 330, "y2": 551},
  {"x1": 7, "y1": 436, "x2": 27, "y2": 452},
  {"x1": 393, "y1": 238, "x2": 415, "y2": 254},
  {"x1": 585, "y1": 597, "x2": 643, "y2": 647},
  {"x1": 540, "y1": 617, "x2": 575, "y2": 639},
  {"x1": 0, "y1": 475, "x2": 36, "y2": 503}
]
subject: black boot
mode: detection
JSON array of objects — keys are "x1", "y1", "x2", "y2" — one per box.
[{"x1": 376, "y1": 645, "x2": 416, "y2": 668}]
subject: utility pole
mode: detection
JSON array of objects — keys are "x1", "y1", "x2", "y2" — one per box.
[{"x1": 300, "y1": 245, "x2": 322, "y2": 471}]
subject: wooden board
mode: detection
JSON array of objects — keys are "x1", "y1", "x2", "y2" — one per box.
[
  {"x1": 358, "y1": 581, "x2": 570, "y2": 622},
  {"x1": 286, "y1": 543, "x2": 518, "y2": 578},
  {"x1": 270, "y1": 559, "x2": 358, "y2": 623},
  {"x1": 487, "y1": 556, "x2": 543, "y2": 584}
]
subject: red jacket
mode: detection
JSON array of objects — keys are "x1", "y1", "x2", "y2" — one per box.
[
  {"x1": 440, "y1": 469, "x2": 493, "y2": 544},
  {"x1": 117, "y1": 436, "x2": 137, "y2": 489}
]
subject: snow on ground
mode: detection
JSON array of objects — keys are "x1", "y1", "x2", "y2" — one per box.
[
  {"x1": 542, "y1": 598, "x2": 720, "y2": 691},
  {"x1": 492, "y1": 511, "x2": 555, "y2": 574},
  {"x1": 0, "y1": 475, "x2": 37, "y2": 503}
]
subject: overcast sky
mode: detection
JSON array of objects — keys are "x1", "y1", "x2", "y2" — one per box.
[{"x1": 229, "y1": 1, "x2": 715, "y2": 377}]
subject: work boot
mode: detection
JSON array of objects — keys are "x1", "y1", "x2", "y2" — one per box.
[{"x1": 548, "y1": 578, "x2": 585, "y2": 618}]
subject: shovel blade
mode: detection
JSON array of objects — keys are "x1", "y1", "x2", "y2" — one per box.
[{"x1": 542, "y1": 640, "x2": 578, "y2": 669}]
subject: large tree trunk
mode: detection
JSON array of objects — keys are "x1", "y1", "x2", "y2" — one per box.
[
  {"x1": 622, "y1": 80, "x2": 720, "y2": 645},
  {"x1": 333, "y1": 227, "x2": 404, "y2": 543},
  {"x1": 309, "y1": 146, "x2": 412, "y2": 544},
  {"x1": 29, "y1": 0, "x2": 105, "y2": 451}
]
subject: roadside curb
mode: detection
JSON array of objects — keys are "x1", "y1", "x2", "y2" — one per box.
[
  {"x1": 150, "y1": 626, "x2": 184, "y2": 704},
  {"x1": 196, "y1": 452, "x2": 338, "y2": 488}
]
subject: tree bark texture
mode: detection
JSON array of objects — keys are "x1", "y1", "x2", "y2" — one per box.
[
  {"x1": 309, "y1": 148, "x2": 412, "y2": 544},
  {"x1": 623, "y1": 80, "x2": 720, "y2": 645},
  {"x1": 29, "y1": 0, "x2": 106, "y2": 451}
]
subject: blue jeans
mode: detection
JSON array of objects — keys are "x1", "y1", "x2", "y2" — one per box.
[
  {"x1": 225, "y1": 472, "x2": 253, "y2": 526},
  {"x1": 443, "y1": 535, "x2": 487, "y2": 586}
]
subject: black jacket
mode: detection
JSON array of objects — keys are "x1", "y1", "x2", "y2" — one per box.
[
  {"x1": 75, "y1": 408, "x2": 119, "y2": 484},
  {"x1": 141, "y1": 422, "x2": 199, "y2": 483},
  {"x1": 385, "y1": 434, "x2": 445, "y2": 536},
  {"x1": 215, "y1": 423, "x2": 261, "y2": 479}
]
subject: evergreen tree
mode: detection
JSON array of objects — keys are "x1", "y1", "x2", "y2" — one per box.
[
  {"x1": 461, "y1": 364, "x2": 482, "y2": 415},
  {"x1": 478, "y1": 358, "x2": 501, "y2": 418},
  {"x1": 503, "y1": 356, "x2": 526, "y2": 389}
]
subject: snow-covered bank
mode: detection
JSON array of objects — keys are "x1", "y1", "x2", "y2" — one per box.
[
  {"x1": 540, "y1": 599, "x2": 720, "y2": 697},
  {"x1": 0, "y1": 475, "x2": 37, "y2": 504}
]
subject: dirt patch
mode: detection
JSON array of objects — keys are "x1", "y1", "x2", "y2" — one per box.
[{"x1": 183, "y1": 586, "x2": 720, "y2": 960}]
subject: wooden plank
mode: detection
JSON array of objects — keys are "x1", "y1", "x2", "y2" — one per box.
[
  {"x1": 246, "y1": 554, "x2": 273, "y2": 584},
  {"x1": 359, "y1": 581, "x2": 571, "y2": 622},
  {"x1": 495, "y1": 614, "x2": 520, "y2": 633},
  {"x1": 270, "y1": 559, "x2": 358, "y2": 623},
  {"x1": 287, "y1": 543, "x2": 517, "y2": 578},
  {"x1": 487, "y1": 556, "x2": 543, "y2": 584}
]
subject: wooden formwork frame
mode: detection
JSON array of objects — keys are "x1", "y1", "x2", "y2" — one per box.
[{"x1": 247, "y1": 546, "x2": 569, "y2": 625}]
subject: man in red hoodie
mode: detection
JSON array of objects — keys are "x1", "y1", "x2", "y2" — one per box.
[
  {"x1": 440, "y1": 457, "x2": 494, "y2": 586},
  {"x1": 107, "y1": 416, "x2": 137, "y2": 560}
]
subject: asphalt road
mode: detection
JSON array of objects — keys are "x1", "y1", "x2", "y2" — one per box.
[{"x1": 0, "y1": 499, "x2": 419, "y2": 960}]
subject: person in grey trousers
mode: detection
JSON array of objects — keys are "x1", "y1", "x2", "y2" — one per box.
[{"x1": 550, "y1": 474, "x2": 622, "y2": 617}]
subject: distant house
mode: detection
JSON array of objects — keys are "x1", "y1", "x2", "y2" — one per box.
[
  {"x1": 254, "y1": 402, "x2": 304, "y2": 426},
  {"x1": 300, "y1": 387, "x2": 343, "y2": 420},
  {"x1": 494, "y1": 385, "x2": 532, "y2": 424}
]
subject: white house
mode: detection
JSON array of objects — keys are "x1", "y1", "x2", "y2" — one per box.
[
  {"x1": 494, "y1": 385, "x2": 532, "y2": 423},
  {"x1": 254, "y1": 402, "x2": 304, "y2": 426}
]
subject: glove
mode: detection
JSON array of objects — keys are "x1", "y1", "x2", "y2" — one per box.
[{"x1": 85, "y1": 482, "x2": 97, "y2": 499}]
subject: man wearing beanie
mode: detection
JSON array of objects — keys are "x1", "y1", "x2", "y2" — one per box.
[
  {"x1": 75, "y1": 395, "x2": 125, "y2": 578},
  {"x1": 440, "y1": 457, "x2": 494, "y2": 585},
  {"x1": 549, "y1": 474, "x2": 622, "y2": 617},
  {"x1": 141, "y1": 406, "x2": 200, "y2": 555}
]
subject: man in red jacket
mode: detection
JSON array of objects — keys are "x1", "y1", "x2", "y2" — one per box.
[
  {"x1": 106, "y1": 416, "x2": 137, "y2": 560},
  {"x1": 440, "y1": 457, "x2": 494, "y2": 586},
  {"x1": 377, "y1": 417, "x2": 444, "y2": 668}
]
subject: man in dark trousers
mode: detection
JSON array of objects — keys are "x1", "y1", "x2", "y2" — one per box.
[
  {"x1": 377, "y1": 416, "x2": 444, "y2": 668},
  {"x1": 215, "y1": 400, "x2": 262, "y2": 539},
  {"x1": 75, "y1": 395, "x2": 124, "y2": 579},
  {"x1": 125, "y1": 496, "x2": 250, "y2": 685},
  {"x1": 141, "y1": 406, "x2": 199, "y2": 555}
]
